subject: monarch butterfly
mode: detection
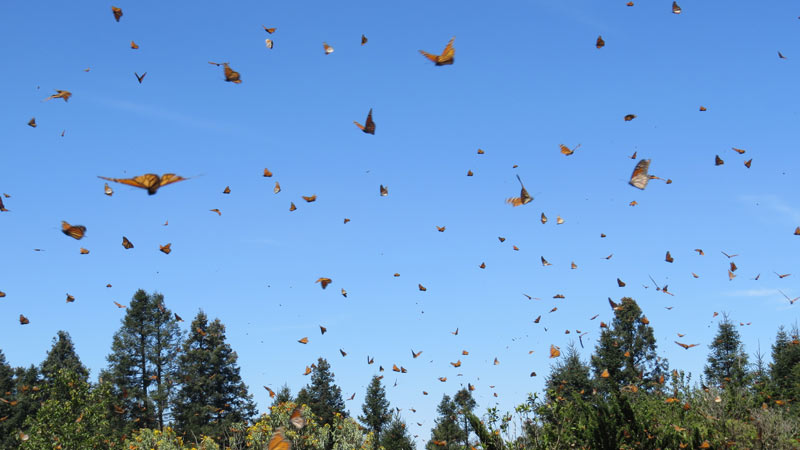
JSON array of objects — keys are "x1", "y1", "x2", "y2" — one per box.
[
  {"x1": 571, "y1": 261, "x2": 577, "y2": 269},
  {"x1": 62, "y1": 221, "x2": 86, "y2": 240},
  {"x1": 298, "y1": 337, "x2": 308, "y2": 344},
  {"x1": 210, "y1": 209, "x2": 221, "y2": 216},
  {"x1": 418, "y1": 284, "x2": 426, "y2": 291},
  {"x1": 699, "y1": 106, "x2": 707, "y2": 111},
  {"x1": 264, "y1": 168, "x2": 273, "y2": 177},
  {"x1": 98, "y1": 173, "x2": 187, "y2": 195},
  {"x1": 379, "y1": 185, "x2": 388, "y2": 196},
  {"x1": 323, "y1": 42, "x2": 334, "y2": 54},
  {"x1": 290, "y1": 406, "x2": 305, "y2": 429},
  {"x1": 549, "y1": 345, "x2": 561, "y2": 358},
  {"x1": 354, "y1": 108, "x2": 376, "y2": 134},
  {"x1": 436, "y1": 226, "x2": 445, "y2": 232},
  {"x1": 715, "y1": 155, "x2": 724, "y2": 166},
  {"x1": 316, "y1": 277, "x2": 332, "y2": 289},
  {"x1": 560, "y1": 144, "x2": 580, "y2": 156},
  {"x1": 223, "y1": 186, "x2": 231, "y2": 194},
  {"x1": 130, "y1": 40, "x2": 139, "y2": 49},
  {"x1": 420, "y1": 37, "x2": 455, "y2": 66},
  {"x1": 672, "y1": 1, "x2": 681, "y2": 14},
  {"x1": 263, "y1": 26, "x2": 276, "y2": 34},
  {"x1": 27, "y1": 118, "x2": 36, "y2": 128},
  {"x1": 438, "y1": 377, "x2": 447, "y2": 382},
  {"x1": 556, "y1": 216, "x2": 564, "y2": 224},
  {"x1": 628, "y1": 159, "x2": 651, "y2": 190},
  {"x1": 617, "y1": 278, "x2": 626, "y2": 287},
  {"x1": 744, "y1": 159, "x2": 752, "y2": 168},
  {"x1": 114, "y1": 301, "x2": 126, "y2": 308},
  {"x1": 135, "y1": 72, "x2": 146, "y2": 84},
  {"x1": 320, "y1": 325, "x2": 327, "y2": 334},
  {"x1": 479, "y1": 262, "x2": 485, "y2": 269},
  {"x1": 66, "y1": 294, "x2": 75, "y2": 303},
  {"x1": 601, "y1": 369, "x2": 610, "y2": 378},
  {"x1": 159, "y1": 243, "x2": 171, "y2": 254},
  {"x1": 265, "y1": 39, "x2": 274, "y2": 49},
  {"x1": 111, "y1": 6, "x2": 123, "y2": 21},
  {"x1": 411, "y1": 349, "x2": 422, "y2": 358},
  {"x1": 665, "y1": 251, "x2": 674, "y2": 263},
  {"x1": 477, "y1": 149, "x2": 484, "y2": 154},
  {"x1": 341, "y1": 288, "x2": 347, "y2": 297},
  {"x1": 361, "y1": 34, "x2": 368, "y2": 45},
  {"x1": 174, "y1": 313, "x2": 183, "y2": 321},
  {"x1": 268, "y1": 428, "x2": 290, "y2": 450},
  {"x1": 274, "y1": 182, "x2": 281, "y2": 194},
  {"x1": 343, "y1": 218, "x2": 350, "y2": 224},
  {"x1": 596, "y1": 36, "x2": 605, "y2": 49},
  {"x1": 450, "y1": 360, "x2": 461, "y2": 367},
  {"x1": 778, "y1": 51, "x2": 786, "y2": 60},
  {"x1": 466, "y1": 170, "x2": 473, "y2": 176},
  {"x1": 45, "y1": 90, "x2": 72, "y2": 102},
  {"x1": 507, "y1": 175, "x2": 533, "y2": 206},
  {"x1": 541, "y1": 256, "x2": 551, "y2": 266},
  {"x1": 0, "y1": 198, "x2": 7, "y2": 212},
  {"x1": 19, "y1": 314, "x2": 29, "y2": 325},
  {"x1": 289, "y1": 202, "x2": 296, "y2": 211},
  {"x1": 209, "y1": 62, "x2": 241, "y2": 83},
  {"x1": 79, "y1": 248, "x2": 89, "y2": 254},
  {"x1": 122, "y1": 236, "x2": 134, "y2": 249},
  {"x1": 302, "y1": 195, "x2": 317, "y2": 202},
  {"x1": 624, "y1": 114, "x2": 636, "y2": 121}
]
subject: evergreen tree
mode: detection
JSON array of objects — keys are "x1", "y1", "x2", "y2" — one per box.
[
  {"x1": 453, "y1": 388, "x2": 476, "y2": 449},
  {"x1": 704, "y1": 314, "x2": 749, "y2": 387},
  {"x1": 426, "y1": 394, "x2": 464, "y2": 450},
  {"x1": 359, "y1": 375, "x2": 391, "y2": 446},
  {"x1": 591, "y1": 297, "x2": 668, "y2": 392},
  {"x1": 0, "y1": 350, "x2": 17, "y2": 450},
  {"x1": 769, "y1": 325, "x2": 800, "y2": 402},
  {"x1": 20, "y1": 369, "x2": 116, "y2": 450},
  {"x1": 545, "y1": 343, "x2": 593, "y2": 401},
  {"x1": 297, "y1": 357, "x2": 346, "y2": 426},
  {"x1": 171, "y1": 311, "x2": 257, "y2": 441},
  {"x1": 380, "y1": 412, "x2": 415, "y2": 450},
  {"x1": 40, "y1": 330, "x2": 89, "y2": 384},
  {"x1": 6, "y1": 366, "x2": 41, "y2": 449},
  {"x1": 272, "y1": 383, "x2": 292, "y2": 406},
  {"x1": 103, "y1": 289, "x2": 183, "y2": 432}
]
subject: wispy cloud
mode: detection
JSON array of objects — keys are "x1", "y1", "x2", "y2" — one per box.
[
  {"x1": 740, "y1": 195, "x2": 800, "y2": 223},
  {"x1": 724, "y1": 288, "x2": 781, "y2": 297}
]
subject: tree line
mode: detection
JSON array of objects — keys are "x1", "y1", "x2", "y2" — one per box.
[{"x1": 0, "y1": 291, "x2": 798, "y2": 449}]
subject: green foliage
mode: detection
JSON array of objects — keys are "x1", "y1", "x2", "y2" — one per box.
[
  {"x1": 426, "y1": 394, "x2": 465, "y2": 450},
  {"x1": 39, "y1": 330, "x2": 89, "y2": 385},
  {"x1": 704, "y1": 314, "x2": 749, "y2": 387},
  {"x1": 272, "y1": 383, "x2": 292, "y2": 406},
  {"x1": 359, "y1": 375, "x2": 391, "y2": 445},
  {"x1": 544, "y1": 343, "x2": 593, "y2": 402},
  {"x1": 20, "y1": 369, "x2": 115, "y2": 450},
  {"x1": 0, "y1": 350, "x2": 19, "y2": 450},
  {"x1": 103, "y1": 289, "x2": 183, "y2": 432},
  {"x1": 770, "y1": 325, "x2": 800, "y2": 407},
  {"x1": 297, "y1": 357, "x2": 347, "y2": 427},
  {"x1": 171, "y1": 310, "x2": 257, "y2": 441},
  {"x1": 591, "y1": 297, "x2": 668, "y2": 392},
  {"x1": 380, "y1": 412, "x2": 415, "y2": 450}
]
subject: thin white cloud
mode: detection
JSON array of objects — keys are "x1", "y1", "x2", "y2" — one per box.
[
  {"x1": 740, "y1": 195, "x2": 800, "y2": 223},
  {"x1": 724, "y1": 288, "x2": 781, "y2": 297}
]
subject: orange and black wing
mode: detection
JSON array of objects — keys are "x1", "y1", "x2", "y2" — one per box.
[
  {"x1": 268, "y1": 428, "x2": 291, "y2": 450},
  {"x1": 629, "y1": 159, "x2": 651, "y2": 190}
]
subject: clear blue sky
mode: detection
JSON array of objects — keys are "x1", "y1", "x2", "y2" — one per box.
[{"x1": 1, "y1": 0, "x2": 799, "y2": 444}]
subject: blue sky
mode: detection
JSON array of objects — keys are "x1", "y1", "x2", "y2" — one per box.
[{"x1": 1, "y1": 0, "x2": 799, "y2": 444}]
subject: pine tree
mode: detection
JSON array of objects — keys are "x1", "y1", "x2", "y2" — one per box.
[
  {"x1": 453, "y1": 388, "x2": 476, "y2": 449},
  {"x1": 359, "y1": 375, "x2": 391, "y2": 446},
  {"x1": 704, "y1": 314, "x2": 749, "y2": 387},
  {"x1": 272, "y1": 383, "x2": 292, "y2": 406},
  {"x1": 426, "y1": 394, "x2": 464, "y2": 450},
  {"x1": 103, "y1": 289, "x2": 183, "y2": 432},
  {"x1": 769, "y1": 325, "x2": 800, "y2": 402},
  {"x1": 380, "y1": 412, "x2": 415, "y2": 450},
  {"x1": 297, "y1": 357, "x2": 346, "y2": 426},
  {"x1": 40, "y1": 330, "x2": 89, "y2": 384},
  {"x1": 5, "y1": 365, "x2": 41, "y2": 450},
  {"x1": 545, "y1": 343, "x2": 593, "y2": 401},
  {"x1": 171, "y1": 311, "x2": 257, "y2": 441},
  {"x1": 591, "y1": 297, "x2": 668, "y2": 392},
  {"x1": 0, "y1": 350, "x2": 17, "y2": 450}
]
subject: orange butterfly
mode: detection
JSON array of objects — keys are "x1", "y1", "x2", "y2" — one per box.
[
  {"x1": 79, "y1": 247, "x2": 89, "y2": 255},
  {"x1": 19, "y1": 314, "x2": 29, "y2": 325},
  {"x1": 354, "y1": 109, "x2": 376, "y2": 134},
  {"x1": 744, "y1": 159, "x2": 752, "y2": 168},
  {"x1": 617, "y1": 278, "x2": 626, "y2": 287},
  {"x1": 174, "y1": 313, "x2": 183, "y2": 321},
  {"x1": 114, "y1": 301, "x2": 126, "y2": 309},
  {"x1": 672, "y1": 1, "x2": 681, "y2": 14},
  {"x1": 208, "y1": 62, "x2": 242, "y2": 83},
  {"x1": 560, "y1": 144, "x2": 581, "y2": 156},
  {"x1": 290, "y1": 406, "x2": 305, "y2": 429},
  {"x1": 436, "y1": 226, "x2": 446, "y2": 232},
  {"x1": 111, "y1": 6, "x2": 123, "y2": 21},
  {"x1": 323, "y1": 42, "x2": 334, "y2": 54},
  {"x1": 380, "y1": 185, "x2": 388, "y2": 196},
  {"x1": 122, "y1": 236, "x2": 134, "y2": 249},
  {"x1": 130, "y1": 40, "x2": 139, "y2": 49},
  {"x1": 596, "y1": 36, "x2": 605, "y2": 49},
  {"x1": 418, "y1": 284, "x2": 427, "y2": 291},
  {"x1": 27, "y1": 117, "x2": 36, "y2": 128},
  {"x1": 289, "y1": 202, "x2": 297, "y2": 211},
  {"x1": 263, "y1": 26, "x2": 276, "y2": 34},
  {"x1": 223, "y1": 186, "x2": 231, "y2": 194},
  {"x1": 477, "y1": 149, "x2": 485, "y2": 154},
  {"x1": 507, "y1": 175, "x2": 533, "y2": 206},
  {"x1": 298, "y1": 337, "x2": 308, "y2": 344},
  {"x1": 268, "y1": 428, "x2": 290, "y2": 450},
  {"x1": 629, "y1": 159, "x2": 651, "y2": 189},
  {"x1": 466, "y1": 170, "x2": 473, "y2": 176},
  {"x1": 665, "y1": 251, "x2": 674, "y2": 263},
  {"x1": 361, "y1": 34, "x2": 368, "y2": 45},
  {"x1": 420, "y1": 37, "x2": 455, "y2": 65},
  {"x1": 675, "y1": 341, "x2": 699, "y2": 350},
  {"x1": 62, "y1": 221, "x2": 86, "y2": 240},
  {"x1": 66, "y1": 294, "x2": 75, "y2": 303},
  {"x1": 98, "y1": 173, "x2": 187, "y2": 195},
  {"x1": 549, "y1": 345, "x2": 561, "y2": 358},
  {"x1": 699, "y1": 106, "x2": 707, "y2": 111},
  {"x1": 45, "y1": 90, "x2": 71, "y2": 102},
  {"x1": 715, "y1": 155, "x2": 724, "y2": 165},
  {"x1": 316, "y1": 277, "x2": 332, "y2": 289},
  {"x1": 160, "y1": 243, "x2": 171, "y2": 254},
  {"x1": 624, "y1": 114, "x2": 636, "y2": 121},
  {"x1": 302, "y1": 195, "x2": 317, "y2": 202},
  {"x1": 451, "y1": 360, "x2": 461, "y2": 368},
  {"x1": 210, "y1": 209, "x2": 221, "y2": 216}
]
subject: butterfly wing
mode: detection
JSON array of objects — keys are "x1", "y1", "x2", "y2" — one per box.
[
  {"x1": 439, "y1": 37, "x2": 455, "y2": 64},
  {"x1": 419, "y1": 50, "x2": 440, "y2": 63},
  {"x1": 289, "y1": 407, "x2": 306, "y2": 429},
  {"x1": 629, "y1": 159, "x2": 651, "y2": 190},
  {"x1": 61, "y1": 221, "x2": 86, "y2": 240},
  {"x1": 363, "y1": 109, "x2": 375, "y2": 134},
  {"x1": 268, "y1": 428, "x2": 291, "y2": 450},
  {"x1": 99, "y1": 175, "x2": 152, "y2": 191},
  {"x1": 158, "y1": 174, "x2": 188, "y2": 188}
]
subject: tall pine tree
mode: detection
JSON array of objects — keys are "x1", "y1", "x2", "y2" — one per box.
[
  {"x1": 359, "y1": 375, "x2": 391, "y2": 446},
  {"x1": 171, "y1": 310, "x2": 256, "y2": 441},
  {"x1": 103, "y1": 289, "x2": 183, "y2": 432},
  {"x1": 427, "y1": 394, "x2": 464, "y2": 450},
  {"x1": 40, "y1": 330, "x2": 88, "y2": 384},
  {"x1": 453, "y1": 388, "x2": 476, "y2": 449},
  {"x1": 769, "y1": 325, "x2": 800, "y2": 403},
  {"x1": 0, "y1": 350, "x2": 17, "y2": 450},
  {"x1": 704, "y1": 314, "x2": 749, "y2": 387},
  {"x1": 296, "y1": 357, "x2": 346, "y2": 426},
  {"x1": 380, "y1": 412, "x2": 415, "y2": 450},
  {"x1": 591, "y1": 297, "x2": 668, "y2": 392},
  {"x1": 545, "y1": 343, "x2": 593, "y2": 401}
]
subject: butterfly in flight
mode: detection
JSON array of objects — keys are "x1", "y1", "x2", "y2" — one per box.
[
  {"x1": 98, "y1": 173, "x2": 187, "y2": 195},
  {"x1": 596, "y1": 36, "x2": 605, "y2": 49},
  {"x1": 675, "y1": 341, "x2": 699, "y2": 349},
  {"x1": 323, "y1": 42, "x2": 334, "y2": 54},
  {"x1": 354, "y1": 108, "x2": 376, "y2": 134},
  {"x1": 44, "y1": 90, "x2": 71, "y2": 102},
  {"x1": 209, "y1": 62, "x2": 241, "y2": 83},
  {"x1": 624, "y1": 114, "x2": 636, "y2": 121},
  {"x1": 420, "y1": 37, "x2": 455, "y2": 66},
  {"x1": 111, "y1": 6, "x2": 123, "y2": 21},
  {"x1": 507, "y1": 175, "x2": 532, "y2": 206},
  {"x1": 135, "y1": 72, "x2": 147, "y2": 84},
  {"x1": 629, "y1": 159, "x2": 651, "y2": 189},
  {"x1": 62, "y1": 221, "x2": 86, "y2": 240},
  {"x1": 361, "y1": 34, "x2": 368, "y2": 45},
  {"x1": 130, "y1": 41, "x2": 139, "y2": 49},
  {"x1": 19, "y1": 314, "x2": 29, "y2": 325},
  {"x1": 672, "y1": 1, "x2": 681, "y2": 14},
  {"x1": 316, "y1": 277, "x2": 332, "y2": 289},
  {"x1": 27, "y1": 118, "x2": 36, "y2": 128},
  {"x1": 122, "y1": 236, "x2": 134, "y2": 249},
  {"x1": 263, "y1": 26, "x2": 276, "y2": 33}
]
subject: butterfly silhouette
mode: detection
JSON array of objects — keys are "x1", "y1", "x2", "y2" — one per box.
[
  {"x1": 98, "y1": 173, "x2": 187, "y2": 195},
  {"x1": 354, "y1": 108, "x2": 376, "y2": 134},
  {"x1": 62, "y1": 221, "x2": 86, "y2": 240},
  {"x1": 420, "y1": 37, "x2": 455, "y2": 66},
  {"x1": 507, "y1": 175, "x2": 533, "y2": 206}
]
